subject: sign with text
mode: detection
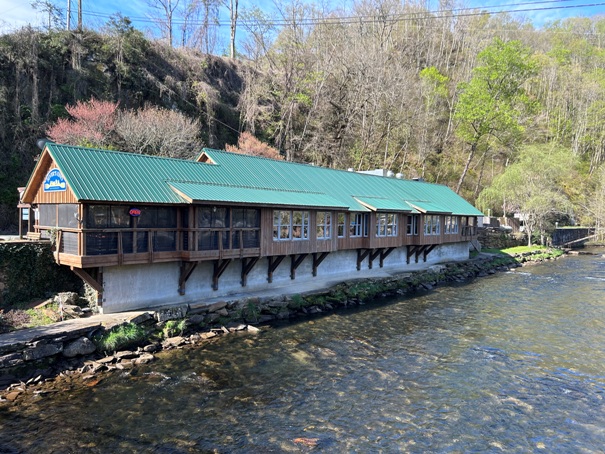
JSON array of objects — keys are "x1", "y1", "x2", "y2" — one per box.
[
  {"x1": 43, "y1": 169, "x2": 67, "y2": 192},
  {"x1": 129, "y1": 208, "x2": 141, "y2": 217}
]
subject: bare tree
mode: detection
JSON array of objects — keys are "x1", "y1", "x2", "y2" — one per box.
[
  {"x1": 31, "y1": 0, "x2": 64, "y2": 31},
  {"x1": 116, "y1": 105, "x2": 202, "y2": 158},
  {"x1": 147, "y1": 0, "x2": 180, "y2": 47}
]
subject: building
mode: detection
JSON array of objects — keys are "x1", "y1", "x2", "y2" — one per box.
[{"x1": 21, "y1": 143, "x2": 483, "y2": 313}]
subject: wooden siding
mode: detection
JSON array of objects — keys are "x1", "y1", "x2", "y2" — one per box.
[
  {"x1": 31, "y1": 159, "x2": 78, "y2": 205},
  {"x1": 44, "y1": 206, "x2": 478, "y2": 269}
]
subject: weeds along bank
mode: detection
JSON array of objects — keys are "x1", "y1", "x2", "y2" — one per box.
[{"x1": 0, "y1": 250, "x2": 564, "y2": 400}]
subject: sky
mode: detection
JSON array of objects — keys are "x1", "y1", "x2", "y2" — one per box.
[{"x1": 0, "y1": 0, "x2": 604, "y2": 41}]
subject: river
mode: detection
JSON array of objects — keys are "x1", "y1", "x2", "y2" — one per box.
[{"x1": 1, "y1": 253, "x2": 605, "y2": 453}]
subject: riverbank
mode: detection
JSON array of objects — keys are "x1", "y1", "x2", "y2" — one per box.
[{"x1": 0, "y1": 249, "x2": 564, "y2": 402}]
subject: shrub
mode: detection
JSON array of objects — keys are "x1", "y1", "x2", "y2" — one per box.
[
  {"x1": 96, "y1": 323, "x2": 146, "y2": 352},
  {"x1": 162, "y1": 319, "x2": 187, "y2": 338}
]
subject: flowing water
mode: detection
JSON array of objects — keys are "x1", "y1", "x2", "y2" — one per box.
[{"x1": 2, "y1": 253, "x2": 605, "y2": 453}]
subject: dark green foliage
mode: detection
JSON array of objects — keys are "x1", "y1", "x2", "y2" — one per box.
[{"x1": 0, "y1": 242, "x2": 82, "y2": 307}]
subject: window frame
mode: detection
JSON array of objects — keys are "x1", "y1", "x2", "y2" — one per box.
[
  {"x1": 273, "y1": 210, "x2": 310, "y2": 241},
  {"x1": 376, "y1": 213, "x2": 398, "y2": 237},
  {"x1": 337, "y1": 213, "x2": 346, "y2": 238},
  {"x1": 316, "y1": 211, "x2": 332, "y2": 240},
  {"x1": 406, "y1": 214, "x2": 419, "y2": 236},
  {"x1": 424, "y1": 214, "x2": 441, "y2": 236}
]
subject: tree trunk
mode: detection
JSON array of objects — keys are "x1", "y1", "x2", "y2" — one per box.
[{"x1": 456, "y1": 141, "x2": 476, "y2": 194}]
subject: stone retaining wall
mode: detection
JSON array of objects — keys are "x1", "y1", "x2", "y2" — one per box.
[{"x1": 478, "y1": 228, "x2": 526, "y2": 249}]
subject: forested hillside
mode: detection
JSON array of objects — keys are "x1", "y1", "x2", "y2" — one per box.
[{"x1": 2, "y1": 6, "x2": 605, "y2": 238}]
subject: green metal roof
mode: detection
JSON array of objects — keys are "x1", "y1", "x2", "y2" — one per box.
[
  {"x1": 33, "y1": 143, "x2": 483, "y2": 216},
  {"x1": 169, "y1": 181, "x2": 348, "y2": 209},
  {"x1": 354, "y1": 196, "x2": 411, "y2": 212},
  {"x1": 406, "y1": 200, "x2": 452, "y2": 214}
]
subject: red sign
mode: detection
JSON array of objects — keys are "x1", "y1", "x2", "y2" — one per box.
[{"x1": 129, "y1": 208, "x2": 141, "y2": 217}]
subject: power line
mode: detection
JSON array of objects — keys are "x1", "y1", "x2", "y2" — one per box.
[{"x1": 80, "y1": 0, "x2": 605, "y2": 29}]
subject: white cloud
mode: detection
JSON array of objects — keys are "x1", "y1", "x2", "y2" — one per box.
[{"x1": 0, "y1": 1, "x2": 41, "y2": 32}]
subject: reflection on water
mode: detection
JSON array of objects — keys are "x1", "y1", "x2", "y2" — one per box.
[{"x1": 2, "y1": 254, "x2": 605, "y2": 452}]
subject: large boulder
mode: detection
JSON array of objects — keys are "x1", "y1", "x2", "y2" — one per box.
[{"x1": 62, "y1": 337, "x2": 96, "y2": 358}]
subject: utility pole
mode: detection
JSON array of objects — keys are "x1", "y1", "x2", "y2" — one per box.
[
  {"x1": 77, "y1": 0, "x2": 82, "y2": 31},
  {"x1": 66, "y1": 0, "x2": 71, "y2": 30}
]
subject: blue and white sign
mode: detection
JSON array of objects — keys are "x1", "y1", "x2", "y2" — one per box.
[{"x1": 43, "y1": 169, "x2": 67, "y2": 192}]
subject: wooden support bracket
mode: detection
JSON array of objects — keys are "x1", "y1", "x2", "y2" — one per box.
[
  {"x1": 312, "y1": 252, "x2": 329, "y2": 277},
  {"x1": 71, "y1": 267, "x2": 103, "y2": 293},
  {"x1": 267, "y1": 255, "x2": 286, "y2": 283},
  {"x1": 290, "y1": 254, "x2": 308, "y2": 280},
  {"x1": 178, "y1": 262, "x2": 198, "y2": 295},
  {"x1": 406, "y1": 245, "x2": 417, "y2": 264},
  {"x1": 357, "y1": 249, "x2": 370, "y2": 271},
  {"x1": 241, "y1": 257, "x2": 260, "y2": 287},
  {"x1": 415, "y1": 245, "x2": 427, "y2": 263},
  {"x1": 424, "y1": 244, "x2": 437, "y2": 262},
  {"x1": 212, "y1": 259, "x2": 231, "y2": 291},
  {"x1": 380, "y1": 247, "x2": 395, "y2": 268},
  {"x1": 369, "y1": 248, "x2": 382, "y2": 270}
]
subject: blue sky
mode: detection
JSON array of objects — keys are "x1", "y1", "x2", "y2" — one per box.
[{"x1": 0, "y1": 0, "x2": 604, "y2": 39}]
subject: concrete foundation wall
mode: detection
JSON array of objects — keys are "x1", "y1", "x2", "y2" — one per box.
[{"x1": 100, "y1": 242, "x2": 471, "y2": 313}]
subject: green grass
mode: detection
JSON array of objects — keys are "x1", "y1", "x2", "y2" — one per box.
[
  {"x1": 96, "y1": 323, "x2": 147, "y2": 352},
  {"x1": 500, "y1": 245, "x2": 548, "y2": 254}
]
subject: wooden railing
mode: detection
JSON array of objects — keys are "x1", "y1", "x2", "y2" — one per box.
[{"x1": 38, "y1": 226, "x2": 261, "y2": 258}]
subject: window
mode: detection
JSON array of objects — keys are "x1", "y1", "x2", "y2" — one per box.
[
  {"x1": 232, "y1": 208, "x2": 260, "y2": 248},
  {"x1": 376, "y1": 213, "x2": 398, "y2": 237},
  {"x1": 58, "y1": 204, "x2": 79, "y2": 228},
  {"x1": 273, "y1": 210, "x2": 291, "y2": 240},
  {"x1": 337, "y1": 213, "x2": 346, "y2": 238},
  {"x1": 87, "y1": 205, "x2": 109, "y2": 228},
  {"x1": 39, "y1": 204, "x2": 57, "y2": 227},
  {"x1": 292, "y1": 211, "x2": 309, "y2": 240},
  {"x1": 407, "y1": 215, "x2": 419, "y2": 236},
  {"x1": 444, "y1": 216, "x2": 459, "y2": 234},
  {"x1": 198, "y1": 207, "x2": 230, "y2": 229},
  {"x1": 232, "y1": 208, "x2": 260, "y2": 228},
  {"x1": 424, "y1": 215, "x2": 441, "y2": 236},
  {"x1": 273, "y1": 210, "x2": 309, "y2": 241},
  {"x1": 317, "y1": 212, "x2": 332, "y2": 239},
  {"x1": 350, "y1": 213, "x2": 368, "y2": 237}
]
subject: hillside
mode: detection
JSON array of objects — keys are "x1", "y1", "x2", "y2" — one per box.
[
  {"x1": 3, "y1": 10, "x2": 605, "y2": 236},
  {"x1": 0, "y1": 26, "x2": 243, "y2": 230}
]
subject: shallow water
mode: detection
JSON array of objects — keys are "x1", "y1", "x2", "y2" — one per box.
[{"x1": 2, "y1": 253, "x2": 605, "y2": 452}]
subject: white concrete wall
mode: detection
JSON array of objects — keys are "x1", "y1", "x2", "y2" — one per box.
[{"x1": 100, "y1": 242, "x2": 471, "y2": 313}]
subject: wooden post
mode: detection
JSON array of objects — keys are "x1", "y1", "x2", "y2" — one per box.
[
  {"x1": 213, "y1": 259, "x2": 231, "y2": 291},
  {"x1": 369, "y1": 248, "x2": 382, "y2": 269},
  {"x1": 357, "y1": 248, "x2": 370, "y2": 270},
  {"x1": 267, "y1": 255, "x2": 285, "y2": 283},
  {"x1": 290, "y1": 254, "x2": 307, "y2": 280},
  {"x1": 178, "y1": 262, "x2": 198, "y2": 295},
  {"x1": 312, "y1": 252, "x2": 329, "y2": 277},
  {"x1": 380, "y1": 247, "x2": 395, "y2": 268},
  {"x1": 241, "y1": 256, "x2": 260, "y2": 287}
]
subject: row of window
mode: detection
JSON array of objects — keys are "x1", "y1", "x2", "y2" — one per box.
[
  {"x1": 38, "y1": 204, "x2": 469, "y2": 245},
  {"x1": 272, "y1": 211, "x2": 462, "y2": 241}
]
